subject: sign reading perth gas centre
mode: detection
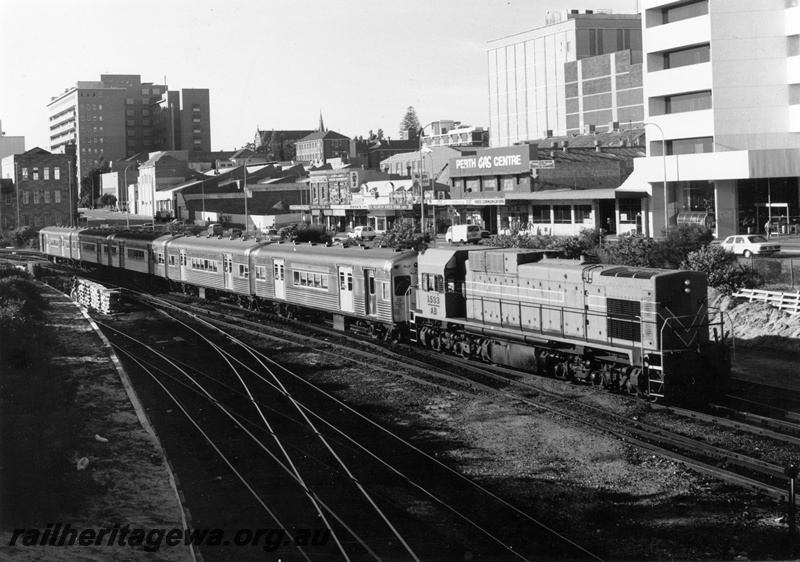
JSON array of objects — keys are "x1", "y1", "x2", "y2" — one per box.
[{"x1": 450, "y1": 145, "x2": 534, "y2": 177}]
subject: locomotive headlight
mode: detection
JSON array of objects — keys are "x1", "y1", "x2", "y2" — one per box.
[
  {"x1": 684, "y1": 279, "x2": 691, "y2": 286},
  {"x1": 684, "y1": 287, "x2": 691, "y2": 294}
]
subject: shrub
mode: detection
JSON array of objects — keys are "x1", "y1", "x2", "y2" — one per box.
[
  {"x1": 286, "y1": 224, "x2": 332, "y2": 244},
  {"x1": 559, "y1": 228, "x2": 604, "y2": 260},
  {"x1": 378, "y1": 221, "x2": 430, "y2": 252},
  {"x1": 599, "y1": 231, "x2": 657, "y2": 267},
  {"x1": 0, "y1": 275, "x2": 48, "y2": 318},
  {"x1": 488, "y1": 232, "x2": 558, "y2": 249},
  {"x1": 681, "y1": 245, "x2": 763, "y2": 294},
  {"x1": 12, "y1": 226, "x2": 38, "y2": 248},
  {"x1": 649, "y1": 224, "x2": 714, "y2": 269}
]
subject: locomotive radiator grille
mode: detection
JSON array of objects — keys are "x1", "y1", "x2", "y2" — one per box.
[{"x1": 606, "y1": 298, "x2": 641, "y2": 342}]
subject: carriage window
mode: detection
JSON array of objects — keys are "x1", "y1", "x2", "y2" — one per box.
[
  {"x1": 256, "y1": 266, "x2": 267, "y2": 280},
  {"x1": 238, "y1": 264, "x2": 249, "y2": 278},
  {"x1": 368, "y1": 276, "x2": 375, "y2": 295},
  {"x1": 382, "y1": 281, "x2": 390, "y2": 300},
  {"x1": 435, "y1": 275, "x2": 444, "y2": 292},
  {"x1": 157, "y1": 252, "x2": 165, "y2": 264},
  {"x1": 169, "y1": 255, "x2": 176, "y2": 266}
]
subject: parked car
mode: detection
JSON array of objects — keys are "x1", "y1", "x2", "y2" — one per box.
[
  {"x1": 261, "y1": 228, "x2": 280, "y2": 241},
  {"x1": 480, "y1": 229, "x2": 490, "y2": 239},
  {"x1": 348, "y1": 226, "x2": 377, "y2": 240},
  {"x1": 445, "y1": 224, "x2": 482, "y2": 244},
  {"x1": 720, "y1": 235, "x2": 780, "y2": 258}
]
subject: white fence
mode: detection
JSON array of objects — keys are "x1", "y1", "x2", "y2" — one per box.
[{"x1": 733, "y1": 288, "x2": 800, "y2": 315}]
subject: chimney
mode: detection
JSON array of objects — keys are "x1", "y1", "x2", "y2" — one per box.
[
  {"x1": 585, "y1": 124, "x2": 596, "y2": 134},
  {"x1": 608, "y1": 121, "x2": 619, "y2": 132},
  {"x1": 561, "y1": 140, "x2": 569, "y2": 151},
  {"x1": 594, "y1": 140, "x2": 602, "y2": 152}
]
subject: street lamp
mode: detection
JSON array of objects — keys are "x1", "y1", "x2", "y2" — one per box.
[
  {"x1": 123, "y1": 164, "x2": 133, "y2": 229},
  {"x1": 242, "y1": 154, "x2": 255, "y2": 233},
  {"x1": 418, "y1": 122, "x2": 436, "y2": 233},
  {"x1": 421, "y1": 147, "x2": 434, "y2": 233},
  {"x1": 643, "y1": 122, "x2": 669, "y2": 235}
]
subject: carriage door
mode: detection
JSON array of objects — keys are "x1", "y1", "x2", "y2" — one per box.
[
  {"x1": 223, "y1": 254, "x2": 234, "y2": 290},
  {"x1": 273, "y1": 258, "x2": 285, "y2": 299},
  {"x1": 180, "y1": 250, "x2": 188, "y2": 280},
  {"x1": 364, "y1": 269, "x2": 376, "y2": 315},
  {"x1": 338, "y1": 266, "x2": 354, "y2": 313}
]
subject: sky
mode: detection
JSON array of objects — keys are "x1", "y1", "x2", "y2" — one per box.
[{"x1": 1, "y1": 0, "x2": 639, "y2": 153}]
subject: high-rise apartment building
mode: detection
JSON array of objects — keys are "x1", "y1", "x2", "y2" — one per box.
[
  {"x1": 47, "y1": 75, "x2": 210, "y2": 180},
  {"x1": 635, "y1": 0, "x2": 800, "y2": 237},
  {"x1": 487, "y1": 9, "x2": 642, "y2": 147}
]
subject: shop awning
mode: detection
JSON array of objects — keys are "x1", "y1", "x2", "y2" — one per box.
[
  {"x1": 615, "y1": 168, "x2": 650, "y2": 197},
  {"x1": 506, "y1": 188, "x2": 617, "y2": 201}
]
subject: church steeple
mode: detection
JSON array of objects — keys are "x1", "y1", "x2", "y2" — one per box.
[{"x1": 318, "y1": 111, "x2": 325, "y2": 133}]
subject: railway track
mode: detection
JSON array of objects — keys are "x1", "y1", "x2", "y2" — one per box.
[
  {"x1": 122, "y1": 289, "x2": 800, "y2": 509},
  {"x1": 97, "y1": 288, "x2": 606, "y2": 561}
]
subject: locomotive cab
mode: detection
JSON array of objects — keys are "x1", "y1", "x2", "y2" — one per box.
[{"x1": 414, "y1": 248, "x2": 471, "y2": 321}]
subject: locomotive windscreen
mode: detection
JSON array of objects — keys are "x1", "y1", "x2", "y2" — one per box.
[{"x1": 607, "y1": 298, "x2": 642, "y2": 342}]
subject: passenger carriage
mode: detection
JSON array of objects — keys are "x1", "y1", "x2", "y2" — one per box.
[
  {"x1": 113, "y1": 231, "x2": 177, "y2": 276},
  {"x1": 157, "y1": 233, "x2": 265, "y2": 300},
  {"x1": 250, "y1": 243, "x2": 417, "y2": 335},
  {"x1": 39, "y1": 226, "x2": 85, "y2": 263}
]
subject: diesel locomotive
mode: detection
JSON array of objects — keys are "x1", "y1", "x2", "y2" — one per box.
[{"x1": 40, "y1": 226, "x2": 729, "y2": 403}]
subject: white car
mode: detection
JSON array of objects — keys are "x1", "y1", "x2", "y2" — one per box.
[
  {"x1": 348, "y1": 226, "x2": 377, "y2": 240},
  {"x1": 445, "y1": 224, "x2": 482, "y2": 244},
  {"x1": 720, "y1": 235, "x2": 780, "y2": 258}
]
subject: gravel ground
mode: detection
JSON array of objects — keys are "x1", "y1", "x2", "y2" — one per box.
[
  {"x1": 3, "y1": 279, "x2": 798, "y2": 561},
  {"x1": 0, "y1": 287, "x2": 190, "y2": 562}
]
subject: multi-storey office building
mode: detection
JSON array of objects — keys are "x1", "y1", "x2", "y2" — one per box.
[
  {"x1": 487, "y1": 9, "x2": 643, "y2": 147},
  {"x1": 47, "y1": 75, "x2": 210, "y2": 181},
  {"x1": 635, "y1": 0, "x2": 800, "y2": 237},
  {"x1": 0, "y1": 148, "x2": 78, "y2": 229}
]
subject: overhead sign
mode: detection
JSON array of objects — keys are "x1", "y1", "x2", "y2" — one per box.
[
  {"x1": 530, "y1": 159, "x2": 555, "y2": 169},
  {"x1": 450, "y1": 145, "x2": 536, "y2": 178}
]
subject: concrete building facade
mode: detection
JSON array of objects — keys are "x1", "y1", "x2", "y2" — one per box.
[
  {"x1": 487, "y1": 9, "x2": 642, "y2": 147},
  {"x1": 635, "y1": 0, "x2": 800, "y2": 238}
]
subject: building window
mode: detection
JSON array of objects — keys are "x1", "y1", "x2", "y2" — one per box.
[
  {"x1": 23, "y1": 192, "x2": 29, "y2": 204},
  {"x1": 126, "y1": 98, "x2": 134, "y2": 105},
  {"x1": 575, "y1": 205, "x2": 592, "y2": 222},
  {"x1": 55, "y1": 190, "x2": 61, "y2": 203},
  {"x1": 619, "y1": 198, "x2": 642, "y2": 224},
  {"x1": 667, "y1": 136, "x2": 713, "y2": 155},
  {"x1": 553, "y1": 205, "x2": 572, "y2": 224},
  {"x1": 501, "y1": 177, "x2": 516, "y2": 191},
  {"x1": 4, "y1": 194, "x2": 10, "y2": 205},
  {"x1": 44, "y1": 167, "x2": 50, "y2": 180},
  {"x1": 44, "y1": 191, "x2": 51, "y2": 203},
  {"x1": 531, "y1": 205, "x2": 550, "y2": 223},
  {"x1": 22, "y1": 168, "x2": 28, "y2": 180},
  {"x1": 33, "y1": 191, "x2": 40, "y2": 204},
  {"x1": 54, "y1": 167, "x2": 60, "y2": 180},
  {"x1": 482, "y1": 178, "x2": 497, "y2": 192},
  {"x1": 663, "y1": 44, "x2": 710, "y2": 69},
  {"x1": 662, "y1": 0, "x2": 708, "y2": 25},
  {"x1": 23, "y1": 215, "x2": 30, "y2": 226},
  {"x1": 665, "y1": 91, "x2": 712, "y2": 114}
]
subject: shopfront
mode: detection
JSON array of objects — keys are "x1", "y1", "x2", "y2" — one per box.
[{"x1": 448, "y1": 145, "x2": 536, "y2": 234}]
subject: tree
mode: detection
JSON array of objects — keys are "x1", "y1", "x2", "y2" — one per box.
[
  {"x1": 79, "y1": 158, "x2": 110, "y2": 209},
  {"x1": 378, "y1": 219, "x2": 430, "y2": 253},
  {"x1": 399, "y1": 106, "x2": 420, "y2": 136}
]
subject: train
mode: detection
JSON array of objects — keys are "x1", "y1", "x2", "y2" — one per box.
[{"x1": 40, "y1": 226, "x2": 729, "y2": 404}]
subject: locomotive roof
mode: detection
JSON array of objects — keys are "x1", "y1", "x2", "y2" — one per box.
[
  {"x1": 110, "y1": 230, "x2": 175, "y2": 242},
  {"x1": 418, "y1": 248, "x2": 471, "y2": 269}
]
